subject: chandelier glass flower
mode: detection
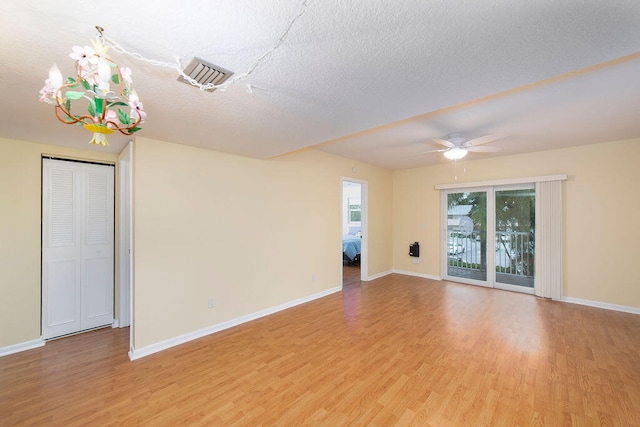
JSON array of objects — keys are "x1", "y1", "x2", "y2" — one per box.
[{"x1": 39, "y1": 28, "x2": 145, "y2": 146}]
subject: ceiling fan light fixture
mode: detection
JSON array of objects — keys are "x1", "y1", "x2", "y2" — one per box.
[{"x1": 444, "y1": 147, "x2": 468, "y2": 160}]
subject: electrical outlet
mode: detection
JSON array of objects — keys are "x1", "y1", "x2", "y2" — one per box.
[
  {"x1": 311, "y1": 273, "x2": 317, "y2": 283},
  {"x1": 208, "y1": 297, "x2": 215, "y2": 308}
]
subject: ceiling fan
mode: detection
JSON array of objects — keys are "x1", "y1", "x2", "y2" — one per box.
[{"x1": 421, "y1": 133, "x2": 507, "y2": 160}]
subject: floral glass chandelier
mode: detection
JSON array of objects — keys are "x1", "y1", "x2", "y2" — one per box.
[
  {"x1": 39, "y1": 27, "x2": 145, "y2": 147},
  {"x1": 38, "y1": 3, "x2": 310, "y2": 147}
]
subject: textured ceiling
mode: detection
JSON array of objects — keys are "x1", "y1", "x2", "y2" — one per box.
[{"x1": 1, "y1": 0, "x2": 639, "y2": 169}]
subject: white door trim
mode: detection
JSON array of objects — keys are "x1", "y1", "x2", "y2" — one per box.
[{"x1": 117, "y1": 142, "x2": 133, "y2": 328}]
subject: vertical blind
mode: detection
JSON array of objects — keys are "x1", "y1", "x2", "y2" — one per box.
[{"x1": 534, "y1": 180, "x2": 563, "y2": 299}]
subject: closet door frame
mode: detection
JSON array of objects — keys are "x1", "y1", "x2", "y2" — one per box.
[{"x1": 42, "y1": 157, "x2": 115, "y2": 340}]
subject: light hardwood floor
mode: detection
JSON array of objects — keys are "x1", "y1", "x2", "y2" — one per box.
[
  {"x1": 343, "y1": 264, "x2": 361, "y2": 287},
  {"x1": 2, "y1": 274, "x2": 640, "y2": 426}
]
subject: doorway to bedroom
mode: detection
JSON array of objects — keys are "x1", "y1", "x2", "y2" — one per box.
[{"x1": 341, "y1": 179, "x2": 367, "y2": 287}]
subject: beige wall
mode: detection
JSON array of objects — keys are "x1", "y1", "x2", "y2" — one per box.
[
  {"x1": 132, "y1": 137, "x2": 392, "y2": 349},
  {"x1": 0, "y1": 137, "x2": 117, "y2": 348},
  {"x1": 393, "y1": 138, "x2": 640, "y2": 309},
  {"x1": 4, "y1": 132, "x2": 637, "y2": 352}
]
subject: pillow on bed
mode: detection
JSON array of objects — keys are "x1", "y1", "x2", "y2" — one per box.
[{"x1": 348, "y1": 226, "x2": 361, "y2": 235}]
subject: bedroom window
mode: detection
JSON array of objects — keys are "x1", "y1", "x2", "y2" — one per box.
[{"x1": 349, "y1": 203, "x2": 361, "y2": 222}]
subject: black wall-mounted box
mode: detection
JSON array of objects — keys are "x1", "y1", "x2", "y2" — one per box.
[{"x1": 409, "y1": 242, "x2": 420, "y2": 257}]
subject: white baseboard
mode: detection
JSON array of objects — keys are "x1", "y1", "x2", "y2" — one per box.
[
  {"x1": 561, "y1": 297, "x2": 640, "y2": 315},
  {"x1": 393, "y1": 269, "x2": 442, "y2": 281},
  {"x1": 112, "y1": 320, "x2": 119, "y2": 328},
  {"x1": 366, "y1": 270, "x2": 393, "y2": 281},
  {"x1": 0, "y1": 338, "x2": 45, "y2": 357},
  {"x1": 129, "y1": 286, "x2": 342, "y2": 360}
]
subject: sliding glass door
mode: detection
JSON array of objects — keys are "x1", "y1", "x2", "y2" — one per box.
[
  {"x1": 446, "y1": 191, "x2": 488, "y2": 284},
  {"x1": 495, "y1": 188, "x2": 535, "y2": 290},
  {"x1": 443, "y1": 185, "x2": 535, "y2": 293}
]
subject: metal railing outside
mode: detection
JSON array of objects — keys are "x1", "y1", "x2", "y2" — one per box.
[{"x1": 448, "y1": 230, "x2": 534, "y2": 280}]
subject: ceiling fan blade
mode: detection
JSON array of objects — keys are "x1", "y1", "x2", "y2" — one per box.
[
  {"x1": 414, "y1": 148, "x2": 447, "y2": 155},
  {"x1": 467, "y1": 145, "x2": 501, "y2": 153},
  {"x1": 432, "y1": 138, "x2": 455, "y2": 148},
  {"x1": 464, "y1": 133, "x2": 508, "y2": 147}
]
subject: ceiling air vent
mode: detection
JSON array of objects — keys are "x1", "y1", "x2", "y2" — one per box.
[{"x1": 177, "y1": 58, "x2": 234, "y2": 92}]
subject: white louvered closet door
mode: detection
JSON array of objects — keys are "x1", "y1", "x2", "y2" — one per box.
[{"x1": 42, "y1": 159, "x2": 114, "y2": 339}]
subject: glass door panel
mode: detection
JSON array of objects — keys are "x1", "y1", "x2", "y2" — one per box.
[
  {"x1": 495, "y1": 188, "x2": 535, "y2": 288},
  {"x1": 447, "y1": 191, "x2": 487, "y2": 283}
]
